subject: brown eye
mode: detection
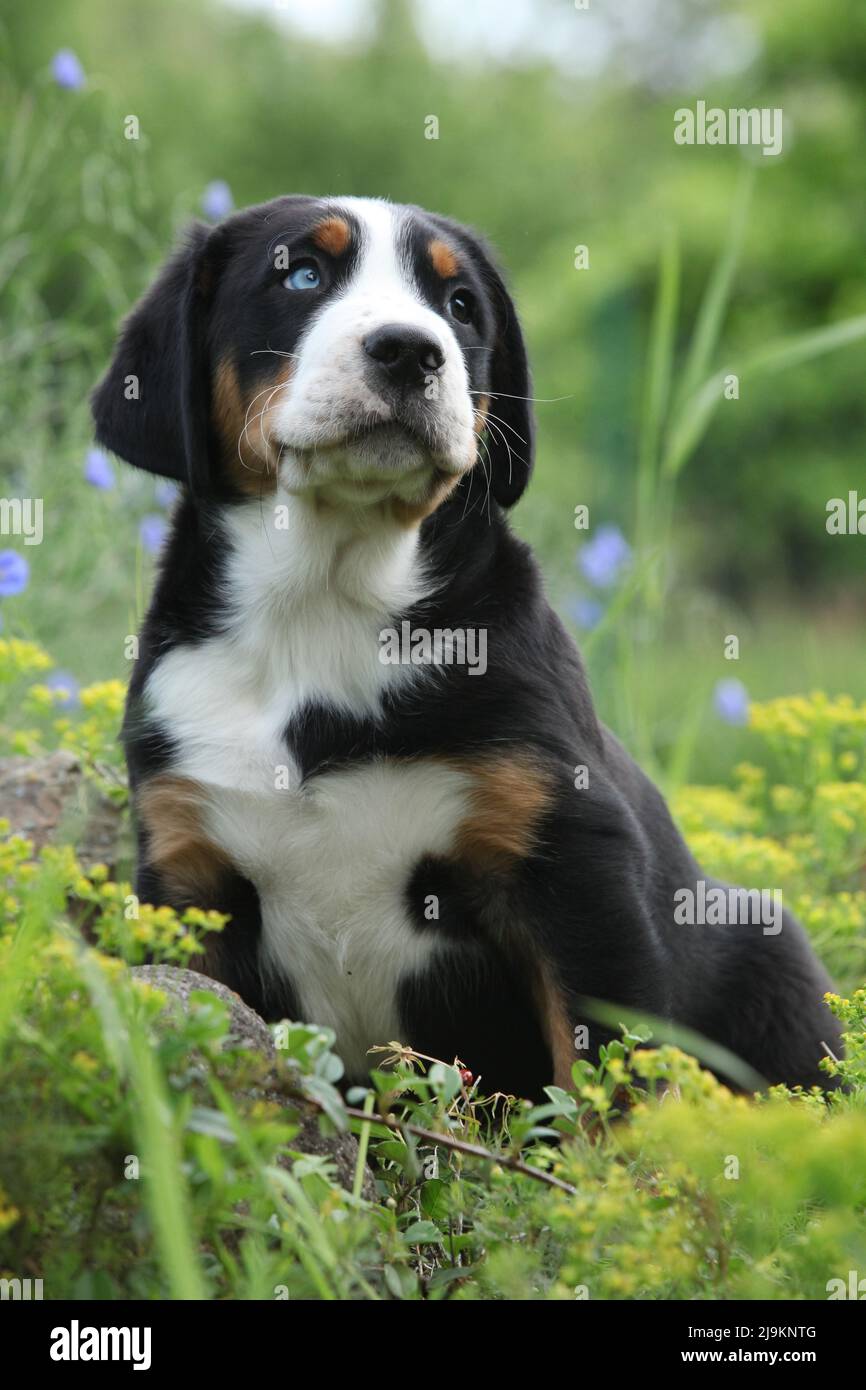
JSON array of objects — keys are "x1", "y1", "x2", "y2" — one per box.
[{"x1": 448, "y1": 289, "x2": 475, "y2": 325}]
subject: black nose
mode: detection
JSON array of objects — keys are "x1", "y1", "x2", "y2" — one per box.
[{"x1": 363, "y1": 324, "x2": 445, "y2": 388}]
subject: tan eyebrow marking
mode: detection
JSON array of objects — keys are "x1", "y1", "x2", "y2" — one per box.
[
  {"x1": 429, "y1": 237, "x2": 460, "y2": 279},
  {"x1": 312, "y1": 216, "x2": 351, "y2": 256}
]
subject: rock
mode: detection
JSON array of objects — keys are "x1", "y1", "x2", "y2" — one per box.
[
  {"x1": 133, "y1": 965, "x2": 275, "y2": 1054},
  {"x1": 0, "y1": 750, "x2": 126, "y2": 871},
  {"x1": 130, "y1": 965, "x2": 376, "y2": 1199}
]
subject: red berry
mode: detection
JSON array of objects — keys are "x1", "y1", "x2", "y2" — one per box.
[{"x1": 460, "y1": 1068, "x2": 474, "y2": 1086}]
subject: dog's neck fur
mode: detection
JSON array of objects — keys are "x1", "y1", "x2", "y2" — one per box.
[
  {"x1": 195, "y1": 486, "x2": 432, "y2": 716},
  {"x1": 223, "y1": 485, "x2": 428, "y2": 612}
]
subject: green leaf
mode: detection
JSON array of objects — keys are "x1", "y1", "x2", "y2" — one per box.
[
  {"x1": 401, "y1": 1220, "x2": 444, "y2": 1247},
  {"x1": 420, "y1": 1178, "x2": 453, "y2": 1221},
  {"x1": 302, "y1": 1075, "x2": 348, "y2": 1132},
  {"x1": 428, "y1": 1062, "x2": 462, "y2": 1103},
  {"x1": 578, "y1": 999, "x2": 767, "y2": 1091},
  {"x1": 383, "y1": 1263, "x2": 407, "y2": 1299},
  {"x1": 636, "y1": 228, "x2": 680, "y2": 520},
  {"x1": 186, "y1": 1106, "x2": 238, "y2": 1143},
  {"x1": 427, "y1": 1263, "x2": 482, "y2": 1291},
  {"x1": 665, "y1": 310, "x2": 866, "y2": 481},
  {"x1": 675, "y1": 166, "x2": 754, "y2": 412}
]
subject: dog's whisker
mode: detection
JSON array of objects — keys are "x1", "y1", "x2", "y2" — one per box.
[
  {"x1": 249, "y1": 348, "x2": 302, "y2": 360},
  {"x1": 482, "y1": 415, "x2": 517, "y2": 487},
  {"x1": 479, "y1": 407, "x2": 530, "y2": 449},
  {"x1": 469, "y1": 389, "x2": 573, "y2": 404}
]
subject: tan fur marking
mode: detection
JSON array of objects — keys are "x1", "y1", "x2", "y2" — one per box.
[
  {"x1": 391, "y1": 398, "x2": 491, "y2": 530},
  {"x1": 213, "y1": 357, "x2": 293, "y2": 496},
  {"x1": 467, "y1": 395, "x2": 490, "y2": 473},
  {"x1": 391, "y1": 471, "x2": 463, "y2": 528},
  {"x1": 137, "y1": 775, "x2": 229, "y2": 904},
  {"x1": 534, "y1": 964, "x2": 576, "y2": 1091},
  {"x1": 312, "y1": 216, "x2": 351, "y2": 257},
  {"x1": 429, "y1": 237, "x2": 459, "y2": 280},
  {"x1": 453, "y1": 753, "x2": 553, "y2": 873}
]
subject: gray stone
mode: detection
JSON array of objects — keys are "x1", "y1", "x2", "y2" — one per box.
[
  {"x1": 0, "y1": 750, "x2": 126, "y2": 870},
  {"x1": 130, "y1": 965, "x2": 376, "y2": 1199}
]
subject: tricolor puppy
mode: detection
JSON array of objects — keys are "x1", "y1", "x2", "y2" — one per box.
[{"x1": 93, "y1": 195, "x2": 841, "y2": 1096}]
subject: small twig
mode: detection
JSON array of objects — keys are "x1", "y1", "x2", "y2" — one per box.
[
  {"x1": 272, "y1": 1068, "x2": 578, "y2": 1196},
  {"x1": 342, "y1": 1104, "x2": 577, "y2": 1196}
]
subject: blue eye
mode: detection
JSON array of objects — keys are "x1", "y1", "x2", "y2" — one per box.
[{"x1": 284, "y1": 261, "x2": 321, "y2": 291}]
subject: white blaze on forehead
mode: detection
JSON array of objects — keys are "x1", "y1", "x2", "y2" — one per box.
[
  {"x1": 297, "y1": 196, "x2": 449, "y2": 370},
  {"x1": 335, "y1": 196, "x2": 424, "y2": 310},
  {"x1": 269, "y1": 196, "x2": 476, "y2": 476}
]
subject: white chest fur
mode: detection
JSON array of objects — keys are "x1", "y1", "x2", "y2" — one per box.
[
  {"x1": 204, "y1": 758, "x2": 470, "y2": 1075},
  {"x1": 143, "y1": 495, "x2": 469, "y2": 1075}
]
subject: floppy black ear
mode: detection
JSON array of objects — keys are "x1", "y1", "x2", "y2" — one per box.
[
  {"x1": 91, "y1": 222, "x2": 216, "y2": 491},
  {"x1": 453, "y1": 229, "x2": 535, "y2": 507}
]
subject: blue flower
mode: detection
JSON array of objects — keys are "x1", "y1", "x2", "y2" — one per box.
[
  {"x1": 51, "y1": 50, "x2": 85, "y2": 90},
  {"x1": 201, "y1": 180, "x2": 234, "y2": 221},
  {"x1": 713, "y1": 678, "x2": 749, "y2": 726},
  {"x1": 0, "y1": 550, "x2": 29, "y2": 597},
  {"x1": 577, "y1": 524, "x2": 632, "y2": 589},
  {"x1": 84, "y1": 448, "x2": 115, "y2": 490},
  {"x1": 46, "y1": 670, "x2": 80, "y2": 708},
  {"x1": 566, "y1": 596, "x2": 604, "y2": 631},
  {"x1": 139, "y1": 514, "x2": 168, "y2": 555},
  {"x1": 154, "y1": 479, "x2": 179, "y2": 509}
]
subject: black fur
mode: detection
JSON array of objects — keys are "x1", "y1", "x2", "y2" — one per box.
[{"x1": 93, "y1": 196, "x2": 842, "y2": 1099}]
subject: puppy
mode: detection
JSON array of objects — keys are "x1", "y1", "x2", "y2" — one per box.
[{"x1": 92, "y1": 195, "x2": 842, "y2": 1097}]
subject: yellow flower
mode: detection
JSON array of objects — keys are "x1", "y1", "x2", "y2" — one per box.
[
  {"x1": 71, "y1": 1050, "x2": 99, "y2": 1073},
  {"x1": 672, "y1": 786, "x2": 758, "y2": 836},
  {"x1": 79, "y1": 679, "x2": 127, "y2": 716},
  {"x1": 0, "y1": 637, "x2": 52, "y2": 677},
  {"x1": 0, "y1": 1196, "x2": 21, "y2": 1234},
  {"x1": 770, "y1": 785, "x2": 804, "y2": 815}
]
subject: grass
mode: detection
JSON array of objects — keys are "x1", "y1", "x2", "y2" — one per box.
[{"x1": 1, "y1": 819, "x2": 865, "y2": 1298}]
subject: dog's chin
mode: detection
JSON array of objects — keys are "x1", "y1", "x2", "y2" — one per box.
[{"x1": 280, "y1": 421, "x2": 463, "y2": 509}]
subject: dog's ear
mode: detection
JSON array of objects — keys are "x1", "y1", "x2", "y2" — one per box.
[
  {"x1": 456, "y1": 231, "x2": 534, "y2": 507},
  {"x1": 91, "y1": 222, "x2": 223, "y2": 493}
]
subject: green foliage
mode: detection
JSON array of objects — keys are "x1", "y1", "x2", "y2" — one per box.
[
  {"x1": 2, "y1": 837, "x2": 864, "y2": 1300},
  {"x1": 1, "y1": 649, "x2": 864, "y2": 1300},
  {"x1": 673, "y1": 692, "x2": 866, "y2": 987}
]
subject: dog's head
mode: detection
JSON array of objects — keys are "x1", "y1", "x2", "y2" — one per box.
[{"x1": 91, "y1": 196, "x2": 533, "y2": 516}]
